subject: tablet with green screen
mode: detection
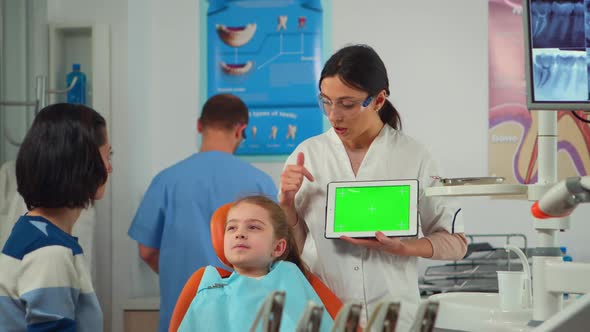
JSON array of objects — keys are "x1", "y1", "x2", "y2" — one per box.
[{"x1": 325, "y1": 180, "x2": 418, "y2": 238}]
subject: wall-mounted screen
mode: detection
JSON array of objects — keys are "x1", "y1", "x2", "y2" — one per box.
[{"x1": 523, "y1": 0, "x2": 590, "y2": 110}]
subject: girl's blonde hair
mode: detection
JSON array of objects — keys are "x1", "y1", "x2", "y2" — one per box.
[{"x1": 230, "y1": 195, "x2": 309, "y2": 276}]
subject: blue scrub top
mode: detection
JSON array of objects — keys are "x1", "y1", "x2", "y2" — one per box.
[{"x1": 128, "y1": 151, "x2": 277, "y2": 332}]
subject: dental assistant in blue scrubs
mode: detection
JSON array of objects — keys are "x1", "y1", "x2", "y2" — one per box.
[{"x1": 128, "y1": 94, "x2": 277, "y2": 332}]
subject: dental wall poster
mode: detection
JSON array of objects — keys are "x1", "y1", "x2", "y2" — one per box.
[
  {"x1": 488, "y1": 0, "x2": 590, "y2": 187},
  {"x1": 205, "y1": 0, "x2": 324, "y2": 155}
]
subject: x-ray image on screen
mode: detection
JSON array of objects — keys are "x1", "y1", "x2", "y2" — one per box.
[
  {"x1": 531, "y1": 1, "x2": 585, "y2": 48},
  {"x1": 524, "y1": 0, "x2": 590, "y2": 109},
  {"x1": 532, "y1": 49, "x2": 588, "y2": 101}
]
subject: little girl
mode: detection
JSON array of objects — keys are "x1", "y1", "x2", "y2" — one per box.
[{"x1": 178, "y1": 195, "x2": 334, "y2": 331}]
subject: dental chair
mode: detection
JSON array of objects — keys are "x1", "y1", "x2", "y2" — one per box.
[{"x1": 168, "y1": 202, "x2": 343, "y2": 332}]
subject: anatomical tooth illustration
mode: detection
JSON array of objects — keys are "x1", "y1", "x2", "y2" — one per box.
[
  {"x1": 277, "y1": 16, "x2": 288, "y2": 31},
  {"x1": 220, "y1": 61, "x2": 253, "y2": 75},
  {"x1": 286, "y1": 124, "x2": 297, "y2": 140},
  {"x1": 251, "y1": 126, "x2": 257, "y2": 139},
  {"x1": 270, "y1": 126, "x2": 278, "y2": 140},
  {"x1": 298, "y1": 16, "x2": 307, "y2": 29},
  {"x1": 216, "y1": 23, "x2": 257, "y2": 47}
]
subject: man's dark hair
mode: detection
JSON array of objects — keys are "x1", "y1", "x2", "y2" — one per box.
[
  {"x1": 199, "y1": 94, "x2": 248, "y2": 130},
  {"x1": 16, "y1": 103, "x2": 108, "y2": 210}
]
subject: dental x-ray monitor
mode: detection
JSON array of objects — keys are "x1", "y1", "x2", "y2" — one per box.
[{"x1": 522, "y1": 0, "x2": 590, "y2": 111}]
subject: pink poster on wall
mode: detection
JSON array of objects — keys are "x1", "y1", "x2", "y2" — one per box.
[{"x1": 488, "y1": 0, "x2": 590, "y2": 185}]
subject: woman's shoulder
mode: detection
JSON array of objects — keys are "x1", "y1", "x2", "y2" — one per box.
[{"x1": 384, "y1": 126, "x2": 431, "y2": 157}]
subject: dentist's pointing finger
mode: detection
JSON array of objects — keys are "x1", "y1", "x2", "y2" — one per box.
[{"x1": 296, "y1": 152, "x2": 314, "y2": 182}]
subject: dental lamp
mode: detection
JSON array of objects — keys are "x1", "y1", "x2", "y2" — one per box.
[{"x1": 531, "y1": 176, "x2": 590, "y2": 219}]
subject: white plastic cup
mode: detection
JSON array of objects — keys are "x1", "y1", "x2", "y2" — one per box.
[{"x1": 497, "y1": 271, "x2": 525, "y2": 311}]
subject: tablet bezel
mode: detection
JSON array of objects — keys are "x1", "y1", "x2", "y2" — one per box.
[{"x1": 325, "y1": 179, "x2": 419, "y2": 239}]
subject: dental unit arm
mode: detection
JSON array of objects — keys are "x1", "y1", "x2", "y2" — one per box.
[
  {"x1": 529, "y1": 176, "x2": 590, "y2": 324},
  {"x1": 531, "y1": 176, "x2": 590, "y2": 219}
]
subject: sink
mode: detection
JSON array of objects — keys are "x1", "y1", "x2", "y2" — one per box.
[{"x1": 429, "y1": 292, "x2": 533, "y2": 332}]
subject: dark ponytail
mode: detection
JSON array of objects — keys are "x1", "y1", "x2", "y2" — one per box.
[
  {"x1": 379, "y1": 99, "x2": 402, "y2": 130},
  {"x1": 320, "y1": 44, "x2": 402, "y2": 130}
]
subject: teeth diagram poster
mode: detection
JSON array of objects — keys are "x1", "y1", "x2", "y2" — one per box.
[
  {"x1": 488, "y1": 0, "x2": 590, "y2": 186},
  {"x1": 206, "y1": 0, "x2": 324, "y2": 155}
]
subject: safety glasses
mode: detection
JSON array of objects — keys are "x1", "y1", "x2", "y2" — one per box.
[{"x1": 317, "y1": 94, "x2": 373, "y2": 116}]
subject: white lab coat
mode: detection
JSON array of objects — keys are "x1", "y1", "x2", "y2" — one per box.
[{"x1": 285, "y1": 125, "x2": 464, "y2": 332}]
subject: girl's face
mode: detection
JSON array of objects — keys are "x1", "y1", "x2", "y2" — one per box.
[
  {"x1": 224, "y1": 202, "x2": 286, "y2": 278},
  {"x1": 320, "y1": 76, "x2": 385, "y2": 144},
  {"x1": 95, "y1": 129, "x2": 113, "y2": 200}
]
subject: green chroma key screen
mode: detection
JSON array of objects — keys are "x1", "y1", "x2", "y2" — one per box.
[{"x1": 334, "y1": 185, "x2": 410, "y2": 232}]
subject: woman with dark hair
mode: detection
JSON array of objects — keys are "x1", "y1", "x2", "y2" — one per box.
[
  {"x1": 279, "y1": 44, "x2": 466, "y2": 331},
  {"x1": 0, "y1": 103, "x2": 112, "y2": 331}
]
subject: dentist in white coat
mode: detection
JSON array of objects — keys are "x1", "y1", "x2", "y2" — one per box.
[{"x1": 280, "y1": 44, "x2": 468, "y2": 332}]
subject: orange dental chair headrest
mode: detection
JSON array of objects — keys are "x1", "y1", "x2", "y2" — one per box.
[{"x1": 210, "y1": 202, "x2": 233, "y2": 269}]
